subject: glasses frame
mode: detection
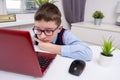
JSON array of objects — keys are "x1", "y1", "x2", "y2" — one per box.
[{"x1": 32, "y1": 25, "x2": 59, "y2": 36}]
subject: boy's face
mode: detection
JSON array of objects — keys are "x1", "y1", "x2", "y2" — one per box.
[{"x1": 34, "y1": 20, "x2": 62, "y2": 43}]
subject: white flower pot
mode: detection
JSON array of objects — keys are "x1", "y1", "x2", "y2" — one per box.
[
  {"x1": 94, "y1": 19, "x2": 102, "y2": 25},
  {"x1": 99, "y1": 53, "x2": 113, "y2": 67}
]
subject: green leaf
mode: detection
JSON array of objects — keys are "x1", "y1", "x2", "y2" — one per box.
[
  {"x1": 50, "y1": 0, "x2": 58, "y2": 3},
  {"x1": 35, "y1": 0, "x2": 57, "y2": 6},
  {"x1": 92, "y1": 10, "x2": 104, "y2": 19},
  {"x1": 101, "y1": 37, "x2": 116, "y2": 56}
]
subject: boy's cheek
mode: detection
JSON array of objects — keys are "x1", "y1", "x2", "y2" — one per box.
[
  {"x1": 49, "y1": 37, "x2": 55, "y2": 42},
  {"x1": 48, "y1": 36, "x2": 57, "y2": 43}
]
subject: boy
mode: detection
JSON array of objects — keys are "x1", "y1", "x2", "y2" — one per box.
[{"x1": 33, "y1": 3, "x2": 92, "y2": 61}]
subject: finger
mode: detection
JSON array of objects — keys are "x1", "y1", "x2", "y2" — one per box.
[{"x1": 33, "y1": 37, "x2": 40, "y2": 43}]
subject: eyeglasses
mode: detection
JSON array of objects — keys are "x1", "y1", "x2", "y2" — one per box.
[{"x1": 32, "y1": 25, "x2": 59, "y2": 36}]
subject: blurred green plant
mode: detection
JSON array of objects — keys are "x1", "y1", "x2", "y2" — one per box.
[
  {"x1": 92, "y1": 10, "x2": 104, "y2": 19},
  {"x1": 35, "y1": 0, "x2": 57, "y2": 6}
]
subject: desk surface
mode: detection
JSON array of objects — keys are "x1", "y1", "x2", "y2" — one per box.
[{"x1": 0, "y1": 46, "x2": 120, "y2": 80}]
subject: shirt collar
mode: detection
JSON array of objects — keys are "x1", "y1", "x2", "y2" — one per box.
[{"x1": 51, "y1": 35, "x2": 58, "y2": 44}]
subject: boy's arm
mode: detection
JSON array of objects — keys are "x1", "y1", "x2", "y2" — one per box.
[
  {"x1": 33, "y1": 37, "x2": 61, "y2": 54},
  {"x1": 61, "y1": 30, "x2": 93, "y2": 61}
]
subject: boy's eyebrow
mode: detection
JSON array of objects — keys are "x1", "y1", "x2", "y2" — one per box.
[
  {"x1": 34, "y1": 26, "x2": 55, "y2": 30},
  {"x1": 44, "y1": 27, "x2": 55, "y2": 30},
  {"x1": 34, "y1": 25, "x2": 39, "y2": 28}
]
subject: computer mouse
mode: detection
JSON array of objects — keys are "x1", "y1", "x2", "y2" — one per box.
[{"x1": 69, "y1": 60, "x2": 86, "y2": 76}]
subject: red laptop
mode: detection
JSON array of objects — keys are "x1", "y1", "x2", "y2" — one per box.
[{"x1": 0, "y1": 28, "x2": 56, "y2": 77}]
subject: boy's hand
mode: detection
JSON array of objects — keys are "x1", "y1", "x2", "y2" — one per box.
[{"x1": 33, "y1": 37, "x2": 61, "y2": 55}]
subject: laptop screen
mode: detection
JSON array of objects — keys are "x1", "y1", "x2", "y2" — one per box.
[{"x1": 0, "y1": 29, "x2": 43, "y2": 76}]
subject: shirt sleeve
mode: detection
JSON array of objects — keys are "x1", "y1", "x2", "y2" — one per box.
[{"x1": 61, "y1": 30, "x2": 93, "y2": 61}]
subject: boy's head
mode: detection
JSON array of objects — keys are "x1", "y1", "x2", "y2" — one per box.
[
  {"x1": 34, "y1": 3, "x2": 63, "y2": 43},
  {"x1": 34, "y1": 3, "x2": 61, "y2": 26}
]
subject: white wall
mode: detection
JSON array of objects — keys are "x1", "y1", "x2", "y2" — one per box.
[
  {"x1": 55, "y1": 1, "x2": 70, "y2": 29},
  {"x1": 84, "y1": 0, "x2": 120, "y2": 24},
  {"x1": 0, "y1": 0, "x2": 7, "y2": 14}
]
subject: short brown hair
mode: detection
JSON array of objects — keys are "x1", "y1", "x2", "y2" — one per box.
[{"x1": 34, "y1": 3, "x2": 61, "y2": 26}]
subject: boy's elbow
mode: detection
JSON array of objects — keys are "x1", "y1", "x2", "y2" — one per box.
[
  {"x1": 85, "y1": 48, "x2": 93, "y2": 61},
  {"x1": 78, "y1": 48, "x2": 93, "y2": 61},
  {"x1": 72, "y1": 48, "x2": 93, "y2": 62}
]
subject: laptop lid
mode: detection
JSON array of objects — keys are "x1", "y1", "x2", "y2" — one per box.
[{"x1": 0, "y1": 29, "x2": 47, "y2": 77}]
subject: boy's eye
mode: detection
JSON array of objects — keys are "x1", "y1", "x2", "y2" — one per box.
[
  {"x1": 37, "y1": 29, "x2": 41, "y2": 32},
  {"x1": 45, "y1": 30, "x2": 52, "y2": 33}
]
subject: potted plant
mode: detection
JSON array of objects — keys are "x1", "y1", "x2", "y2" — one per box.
[
  {"x1": 99, "y1": 38, "x2": 116, "y2": 66},
  {"x1": 92, "y1": 10, "x2": 104, "y2": 25},
  {"x1": 35, "y1": 0, "x2": 57, "y2": 6}
]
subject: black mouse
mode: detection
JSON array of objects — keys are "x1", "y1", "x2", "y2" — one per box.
[{"x1": 69, "y1": 60, "x2": 86, "y2": 76}]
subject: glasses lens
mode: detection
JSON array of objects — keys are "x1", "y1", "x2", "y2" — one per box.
[
  {"x1": 34, "y1": 29, "x2": 41, "y2": 35},
  {"x1": 45, "y1": 30, "x2": 53, "y2": 36}
]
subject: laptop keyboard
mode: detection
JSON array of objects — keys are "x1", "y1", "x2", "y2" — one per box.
[{"x1": 38, "y1": 56, "x2": 53, "y2": 69}]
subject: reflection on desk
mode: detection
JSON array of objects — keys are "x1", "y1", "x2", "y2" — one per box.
[{"x1": 0, "y1": 46, "x2": 120, "y2": 80}]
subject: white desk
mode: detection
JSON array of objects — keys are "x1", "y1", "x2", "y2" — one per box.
[{"x1": 0, "y1": 46, "x2": 120, "y2": 80}]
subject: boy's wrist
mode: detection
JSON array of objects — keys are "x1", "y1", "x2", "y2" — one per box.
[{"x1": 38, "y1": 42, "x2": 61, "y2": 54}]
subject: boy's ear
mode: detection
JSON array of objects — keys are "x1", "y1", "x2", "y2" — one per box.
[{"x1": 58, "y1": 25, "x2": 63, "y2": 33}]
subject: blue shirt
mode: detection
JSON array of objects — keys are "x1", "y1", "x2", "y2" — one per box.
[{"x1": 52, "y1": 30, "x2": 93, "y2": 61}]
